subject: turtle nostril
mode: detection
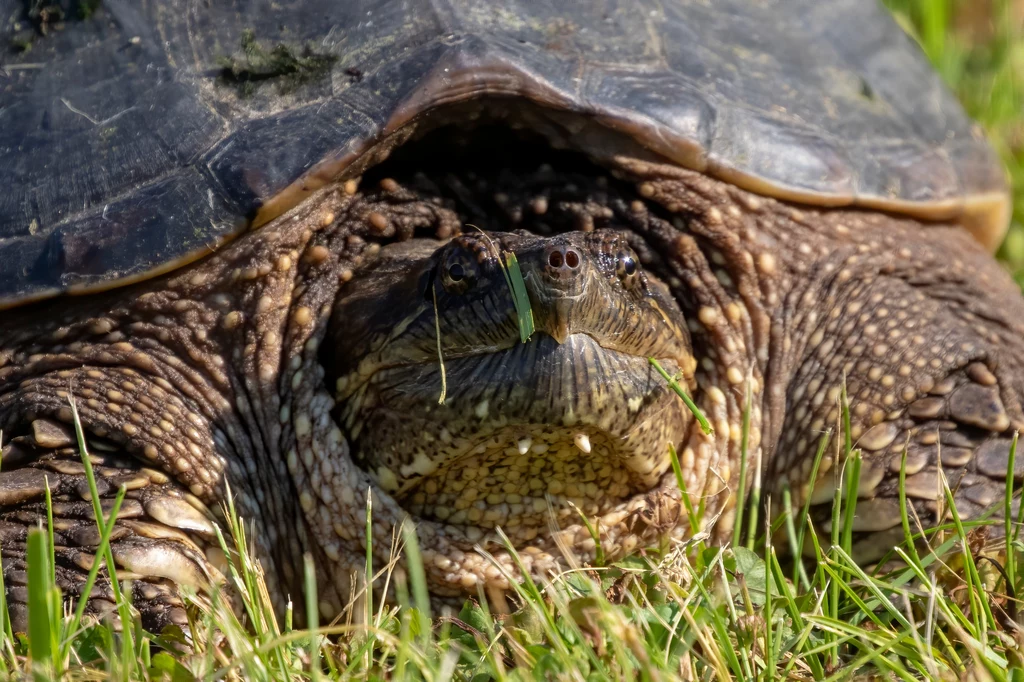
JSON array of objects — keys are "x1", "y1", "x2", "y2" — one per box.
[
  {"x1": 545, "y1": 246, "x2": 585, "y2": 276},
  {"x1": 548, "y1": 247, "x2": 581, "y2": 270}
]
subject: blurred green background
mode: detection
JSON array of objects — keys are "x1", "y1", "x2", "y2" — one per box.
[{"x1": 884, "y1": 0, "x2": 1024, "y2": 282}]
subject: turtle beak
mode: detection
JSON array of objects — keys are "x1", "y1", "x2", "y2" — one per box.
[{"x1": 547, "y1": 300, "x2": 573, "y2": 344}]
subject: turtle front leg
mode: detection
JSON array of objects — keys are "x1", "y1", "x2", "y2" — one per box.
[
  {"x1": 619, "y1": 161, "x2": 1024, "y2": 558},
  {"x1": 768, "y1": 220, "x2": 1024, "y2": 560},
  {"x1": 0, "y1": 415, "x2": 223, "y2": 634}
]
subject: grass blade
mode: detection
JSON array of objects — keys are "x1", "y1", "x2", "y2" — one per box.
[
  {"x1": 400, "y1": 519, "x2": 431, "y2": 647},
  {"x1": 27, "y1": 526, "x2": 55, "y2": 676},
  {"x1": 649, "y1": 357, "x2": 713, "y2": 434},
  {"x1": 1004, "y1": 431, "x2": 1018, "y2": 590},
  {"x1": 61, "y1": 484, "x2": 127, "y2": 661},
  {"x1": 501, "y1": 251, "x2": 535, "y2": 343},
  {"x1": 431, "y1": 285, "x2": 448, "y2": 404},
  {"x1": 303, "y1": 553, "x2": 320, "y2": 681}
]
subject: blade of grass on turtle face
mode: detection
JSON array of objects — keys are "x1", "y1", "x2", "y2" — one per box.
[
  {"x1": 501, "y1": 251, "x2": 535, "y2": 343},
  {"x1": 648, "y1": 358, "x2": 713, "y2": 435},
  {"x1": 469, "y1": 227, "x2": 535, "y2": 344},
  {"x1": 431, "y1": 285, "x2": 448, "y2": 404}
]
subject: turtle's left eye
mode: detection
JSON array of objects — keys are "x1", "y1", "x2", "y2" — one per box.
[{"x1": 616, "y1": 250, "x2": 640, "y2": 285}]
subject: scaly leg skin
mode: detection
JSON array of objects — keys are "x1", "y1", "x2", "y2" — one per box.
[
  {"x1": 621, "y1": 159, "x2": 1024, "y2": 557},
  {"x1": 0, "y1": 422, "x2": 215, "y2": 633}
]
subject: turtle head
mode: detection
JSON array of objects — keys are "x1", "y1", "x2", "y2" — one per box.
[{"x1": 327, "y1": 229, "x2": 696, "y2": 551}]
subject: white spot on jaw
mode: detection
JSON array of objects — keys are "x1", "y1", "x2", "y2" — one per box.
[
  {"x1": 474, "y1": 399, "x2": 489, "y2": 419},
  {"x1": 377, "y1": 467, "x2": 398, "y2": 492},
  {"x1": 403, "y1": 451, "x2": 437, "y2": 477},
  {"x1": 574, "y1": 433, "x2": 592, "y2": 454},
  {"x1": 517, "y1": 438, "x2": 532, "y2": 455}
]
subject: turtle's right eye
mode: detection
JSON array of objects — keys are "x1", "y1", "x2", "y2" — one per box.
[
  {"x1": 447, "y1": 263, "x2": 466, "y2": 282},
  {"x1": 615, "y1": 249, "x2": 641, "y2": 287}
]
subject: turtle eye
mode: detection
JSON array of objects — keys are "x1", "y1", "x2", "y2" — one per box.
[
  {"x1": 616, "y1": 251, "x2": 640, "y2": 285},
  {"x1": 447, "y1": 263, "x2": 465, "y2": 282},
  {"x1": 440, "y1": 253, "x2": 476, "y2": 293}
]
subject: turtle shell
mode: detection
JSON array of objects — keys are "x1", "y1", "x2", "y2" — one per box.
[{"x1": 0, "y1": 0, "x2": 1008, "y2": 308}]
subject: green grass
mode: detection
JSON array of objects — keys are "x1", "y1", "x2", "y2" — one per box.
[
  {"x1": 6, "y1": 384, "x2": 1024, "y2": 679},
  {"x1": 6, "y1": 2, "x2": 1024, "y2": 680},
  {"x1": 886, "y1": 0, "x2": 1024, "y2": 280}
]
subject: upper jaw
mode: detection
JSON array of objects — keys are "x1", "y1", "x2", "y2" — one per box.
[{"x1": 334, "y1": 270, "x2": 694, "y2": 400}]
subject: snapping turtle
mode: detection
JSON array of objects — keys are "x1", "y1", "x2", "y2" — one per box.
[{"x1": 0, "y1": 0, "x2": 1020, "y2": 629}]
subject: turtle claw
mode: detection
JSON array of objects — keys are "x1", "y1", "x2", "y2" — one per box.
[{"x1": 0, "y1": 443, "x2": 224, "y2": 634}]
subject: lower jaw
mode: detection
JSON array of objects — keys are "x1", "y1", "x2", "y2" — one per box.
[
  {"x1": 397, "y1": 466, "x2": 687, "y2": 598},
  {"x1": 377, "y1": 429, "x2": 690, "y2": 598},
  {"x1": 327, "y1": 416, "x2": 694, "y2": 600},
  {"x1": 398, "y1": 424, "x2": 672, "y2": 541}
]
